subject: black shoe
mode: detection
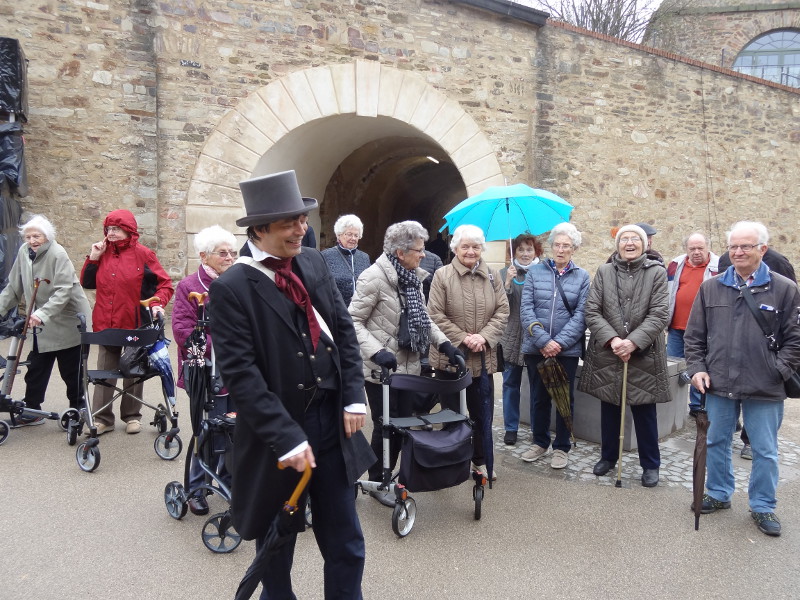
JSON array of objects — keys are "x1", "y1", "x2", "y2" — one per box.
[
  {"x1": 10, "y1": 414, "x2": 46, "y2": 428},
  {"x1": 641, "y1": 468, "x2": 659, "y2": 487},
  {"x1": 752, "y1": 511, "x2": 781, "y2": 536},
  {"x1": 592, "y1": 459, "x2": 615, "y2": 476},
  {"x1": 188, "y1": 494, "x2": 209, "y2": 516},
  {"x1": 503, "y1": 431, "x2": 517, "y2": 446},
  {"x1": 369, "y1": 491, "x2": 395, "y2": 507},
  {"x1": 691, "y1": 493, "x2": 732, "y2": 514},
  {"x1": 688, "y1": 409, "x2": 700, "y2": 418}
]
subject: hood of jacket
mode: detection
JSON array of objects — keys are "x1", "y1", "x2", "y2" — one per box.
[{"x1": 103, "y1": 209, "x2": 140, "y2": 252}]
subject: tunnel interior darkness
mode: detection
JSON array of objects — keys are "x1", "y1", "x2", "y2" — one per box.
[{"x1": 319, "y1": 136, "x2": 466, "y2": 259}]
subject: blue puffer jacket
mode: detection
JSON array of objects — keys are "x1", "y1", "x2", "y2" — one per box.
[{"x1": 520, "y1": 259, "x2": 590, "y2": 357}]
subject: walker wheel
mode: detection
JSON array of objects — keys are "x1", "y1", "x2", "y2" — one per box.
[
  {"x1": 202, "y1": 511, "x2": 242, "y2": 553},
  {"x1": 59, "y1": 408, "x2": 80, "y2": 432},
  {"x1": 66, "y1": 422, "x2": 78, "y2": 446},
  {"x1": 473, "y1": 484, "x2": 484, "y2": 520},
  {"x1": 155, "y1": 410, "x2": 168, "y2": 434},
  {"x1": 0, "y1": 421, "x2": 9, "y2": 446},
  {"x1": 391, "y1": 497, "x2": 416, "y2": 538},
  {"x1": 164, "y1": 481, "x2": 188, "y2": 520},
  {"x1": 154, "y1": 433, "x2": 183, "y2": 460},
  {"x1": 76, "y1": 441, "x2": 100, "y2": 472}
]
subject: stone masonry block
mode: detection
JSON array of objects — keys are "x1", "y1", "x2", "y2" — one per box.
[
  {"x1": 257, "y1": 83, "x2": 306, "y2": 131},
  {"x1": 283, "y1": 70, "x2": 323, "y2": 123},
  {"x1": 305, "y1": 66, "x2": 340, "y2": 117},
  {"x1": 202, "y1": 129, "x2": 260, "y2": 171},
  {"x1": 330, "y1": 63, "x2": 357, "y2": 114},
  {"x1": 377, "y1": 67, "x2": 405, "y2": 117},
  {"x1": 355, "y1": 59, "x2": 381, "y2": 117}
]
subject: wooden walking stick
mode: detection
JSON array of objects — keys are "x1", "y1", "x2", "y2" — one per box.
[{"x1": 615, "y1": 361, "x2": 629, "y2": 488}]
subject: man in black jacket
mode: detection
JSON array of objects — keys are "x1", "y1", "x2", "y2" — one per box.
[{"x1": 210, "y1": 170, "x2": 374, "y2": 599}]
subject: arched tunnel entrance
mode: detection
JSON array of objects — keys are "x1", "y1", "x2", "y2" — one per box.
[{"x1": 319, "y1": 135, "x2": 465, "y2": 258}]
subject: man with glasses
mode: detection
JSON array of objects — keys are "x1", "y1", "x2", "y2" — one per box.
[
  {"x1": 685, "y1": 221, "x2": 800, "y2": 537},
  {"x1": 666, "y1": 232, "x2": 719, "y2": 416}
]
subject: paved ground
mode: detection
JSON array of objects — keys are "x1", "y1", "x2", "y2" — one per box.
[{"x1": 2, "y1": 329, "x2": 799, "y2": 599}]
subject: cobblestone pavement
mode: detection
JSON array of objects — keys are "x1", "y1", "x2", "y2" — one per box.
[{"x1": 491, "y1": 401, "x2": 800, "y2": 490}]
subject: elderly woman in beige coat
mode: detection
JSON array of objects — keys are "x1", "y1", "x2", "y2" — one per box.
[
  {"x1": 0, "y1": 215, "x2": 91, "y2": 426},
  {"x1": 349, "y1": 220, "x2": 463, "y2": 506},
  {"x1": 428, "y1": 224, "x2": 509, "y2": 480},
  {"x1": 578, "y1": 223, "x2": 670, "y2": 487}
]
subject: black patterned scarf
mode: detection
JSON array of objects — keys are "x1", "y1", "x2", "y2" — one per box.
[{"x1": 387, "y1": 252, "x2": 431, "y2": 353}]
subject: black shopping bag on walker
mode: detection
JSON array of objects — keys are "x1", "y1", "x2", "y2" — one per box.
[{"x1": 398, "y1": 421, "x2": 472, "y2": 492}]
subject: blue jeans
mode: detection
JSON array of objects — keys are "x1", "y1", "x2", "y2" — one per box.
[
  {"x1": 705, "y1": 393, "x2": 784, "y2": 512},
  {"x1": 666, "y1": 328, "x2": 702, "y2": 411},
  {"x1": 502, "y1": 363, "x2": 525, "y2": 432}
]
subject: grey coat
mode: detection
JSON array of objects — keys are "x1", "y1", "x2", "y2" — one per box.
[
  {"x1": 0, "y1": 240, "x2": 91, "y2": 352},
  {"x1": 498, "y1": 265, "x2": 528, "y2": 366},
  {"x1": 578, "y1": 253, "x2": 670, "y2": 406}
]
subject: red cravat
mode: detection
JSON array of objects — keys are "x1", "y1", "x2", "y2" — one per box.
[{"x1": 261, "y1": 257, "x2": 321, "y2": 351}]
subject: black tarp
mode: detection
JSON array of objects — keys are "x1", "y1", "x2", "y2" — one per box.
[
  {"x1": 0, "y1": 37, "x2": 28, "y2": 122},
  {"x1": 0, "y1": 122, "x2": 27, "y2": 197}
]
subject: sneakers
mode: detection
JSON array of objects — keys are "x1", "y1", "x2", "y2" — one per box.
[
  {"x1": 503, "y1": 431, "x2": 518, "y2": 446},
  {"x1": 10, "y1": 414, "x2": 46, "y2": 428},
  {"x1": 520, "y1": 445, "x2": 548, "y2": 463},
  {"x1": 94, "y1": 422, "x2": 115, "y2": 436},
  {"x1": 741, "y1": 444, "x2": 753, "y2": 460},
  {"x1": 550, "y1": 449, "x2": 568, "y2": 469},
  {"x1": 125, "y1": 419, "x2": 142, "y2": 434},
  {"x1": 751, "y1": 511, "x2": 781, "y2": 536},
  {"x1": 691, "y1": 493, "x2": 732, "y2": 514},
  {"x1": 472, "y1": 463, "x2": 497, "y2": 481}
]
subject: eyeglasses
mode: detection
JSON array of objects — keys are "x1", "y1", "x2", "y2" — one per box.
[
  {"x1": 727, "y1": 244, "x2": 762, "y2": 253},
  {"x1": 340, "y1": 232, "x2": 360, "y2": 239},
  {"x1": 619, "y1": 236, "x2": 641, "y2": 244},
  {"x1": 105, "y1": 226, "x2": 124, "y2": 233},
  {"x1": 210, "y1": 250, "x2": 238, "y2": 258},
  {"x1": 406, "y1": 247, "x2": 425, "y2": 254},
  {"x1": 552, "y1": 243, "x2": 573, "y2": 250}
]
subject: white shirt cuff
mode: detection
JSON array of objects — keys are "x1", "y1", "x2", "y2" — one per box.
[
  {"x1": 344, "y1": 403, "x2": 367, "y2": 414},
  {"x1": 278, "y1": 441, "x2": 308, "y2": 462}
]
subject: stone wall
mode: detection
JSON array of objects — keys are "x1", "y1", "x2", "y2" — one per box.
[
  {"x1": 1, "y1": 0, "x2": 799, "y2": 281},
  {"x1": 647, "y1": 1, "x2": 800, "y2": 69}
]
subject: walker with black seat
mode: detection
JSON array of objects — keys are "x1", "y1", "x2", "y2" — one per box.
[
  {"x1": 62, "y1": 297, "x2": 182, "y2": 472},
  {"x1": 355, "y1": 356, "x2": 487, "y2": 537}
]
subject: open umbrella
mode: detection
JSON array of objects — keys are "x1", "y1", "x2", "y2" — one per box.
[
  {"x1": 439, "y1": 184, "x2": 573, "y2": 242},
  {"x1": 234, "y1": 463, "x2": 313, "y2": 600},
  {"x1": 693, "y1": 393, "x2": 710, "y2": 531},
  {"x1": 536, "y1": 357, "x2": 575, "y2": 447},
  {"x1": 477, "y1": 352, "x2": 494, "y2": 489}
]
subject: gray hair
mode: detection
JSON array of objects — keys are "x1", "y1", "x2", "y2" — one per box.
[
  {"x1": 333, "y1": 214, "x2": 364, "y2": 237},
  {"x1": 684, "y1": 231, "x2": 711, "y2": 250},
  {"x1": 450, "y1": 224, "x2": 486, "y2": 251},
  {"x1": 726, "y1": 221, "x2": 769, "y2": 246},
  {"x1": 20, "y1": 214, "x2": 56, "y2": 242},
  {"x1": 547, "y1": 222, "x2": 582, "y2": 249},
  {"x1": 383, "y1": 220, "x2": 429, "y2": 255},
  {"x1": 194, "y1": 225, "x2": 237, "y2": 256}
]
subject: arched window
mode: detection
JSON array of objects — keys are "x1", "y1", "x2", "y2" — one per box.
[{"x1": 732, "y1": 29, "x2": 800, "y2": 88}]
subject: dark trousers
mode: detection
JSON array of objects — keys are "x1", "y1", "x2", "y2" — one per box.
[
  {"x1": 439, "y1": 376, "x2": 491, "y2": 466},
  {"x1": 600, "y1": 401, "x2": 661, "y2": 469},
  {"x1": 256, "y1": 391, "x2": 365, "y2": 600},
  {"x1": 23, "y1": 339, "x2": 82, "y2": 410},
  {"x1": 525, "y1": 355, "x2": 579, "y2": 453},
  {"x1": 365, "y1": 381, "x2": 415, "y2": 482}
]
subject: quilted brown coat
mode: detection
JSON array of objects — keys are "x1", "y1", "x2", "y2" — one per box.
[
  {"x1": 578, "y1": 253, "x2": 670, "y2": 406},
  {"x1": 427, "y1": 257, "x2": 509, "y2": 374}
]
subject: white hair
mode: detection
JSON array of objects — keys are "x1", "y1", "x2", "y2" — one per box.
[
  {"x1": 333, "y1": 214, "x2": 364, "y2": 237},
  {"x1": 194, "y1": 225, "x2": 237, "y2": 256},
  {"x1": 547, "y1": 222, "x2": 582, "y2": 249},
  {"x1": 20, "y1": 214, "x2": 56, "y2": 242},
  {"x1": 726, "y1": 221, "x2": 769, "y2": 246},
  {"x1": 450, "y1": 224, "x2": 486, "y2": 251}
]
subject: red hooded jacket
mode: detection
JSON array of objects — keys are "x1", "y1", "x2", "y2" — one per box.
[{"x1": 81, "y1": 209, "x2": 174, "y2": 331}]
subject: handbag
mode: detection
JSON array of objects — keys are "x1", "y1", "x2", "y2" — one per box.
[
  {"x1": 119, "y1": 343, "x2": 150, "y2": 378},
  {"x1": 396, "y1": 292, "x2": 413, "y2": 350},
  {"x1": 739, "y1": 283, "x2": 800, "y2": 397},
  {"x1": 398, "y1": 421, "x2": 472, "y2": 492},
  {"x1": 553, "y1": 271, "x2": 586, "y2": 358}
]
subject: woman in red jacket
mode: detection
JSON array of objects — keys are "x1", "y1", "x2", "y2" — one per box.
[{"x1": 81, "y1": 209, "x2": 174, "y2": 435}]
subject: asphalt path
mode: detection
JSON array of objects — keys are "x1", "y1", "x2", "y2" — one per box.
[{"x1": 2, "y1": 331, "x2": 799, "y2": 599}]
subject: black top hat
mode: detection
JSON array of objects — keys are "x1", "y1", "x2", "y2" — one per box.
[
  {"x1": 636, "y1": 222, "x2": 657, "y2": 236},
  {"x1": 237, "y1": 170, "x2": 318, "y2": 227}
]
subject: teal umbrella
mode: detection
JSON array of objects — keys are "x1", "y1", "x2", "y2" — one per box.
[{"x1": 439, "y1": 184, "x2": 573, "y2": 241}]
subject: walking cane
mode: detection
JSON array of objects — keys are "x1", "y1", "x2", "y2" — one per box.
[{"x1": 615, "y1": 361, "x2": 629, "y2": 488}]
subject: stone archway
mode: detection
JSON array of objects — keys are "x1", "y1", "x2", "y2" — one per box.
[{"x1": 184, "y1": 59, "x2": 503, "y2": 272}]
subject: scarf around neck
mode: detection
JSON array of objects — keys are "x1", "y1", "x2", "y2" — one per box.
[{"x1": 387, "y1": 252, "x2": 431, "y2": 353}]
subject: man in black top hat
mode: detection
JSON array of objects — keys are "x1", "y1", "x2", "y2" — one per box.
[{"x1": 209, "y1": 169, "x2": 374, "y2": 599}]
